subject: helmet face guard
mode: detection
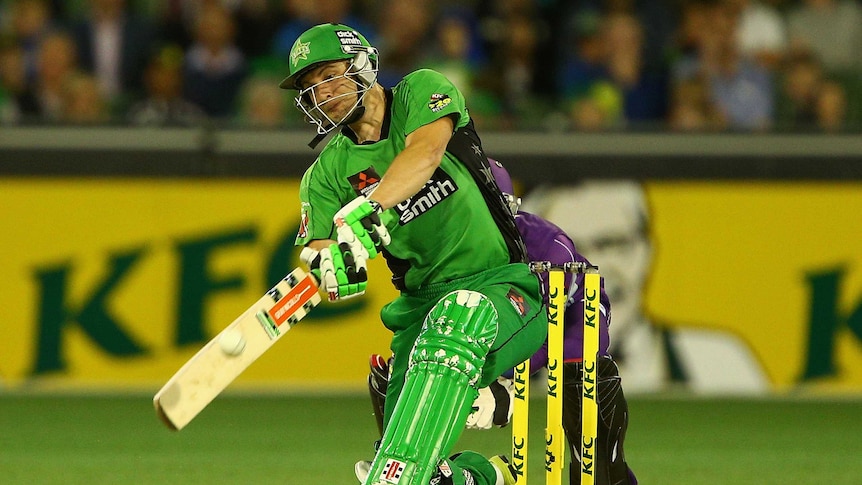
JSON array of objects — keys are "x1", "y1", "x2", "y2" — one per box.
[
  {"x1": 280, "y1": 24, "x2": 379, "y2": 135},
  {"x1": 489, "y1": 159, "x2": 522, "y2": 214},
  {"x1": 294, "y1": 49, "x2": 378, "y2": 135}
]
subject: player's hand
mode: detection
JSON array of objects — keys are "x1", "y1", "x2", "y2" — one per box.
[
  {"x1": 299, "y1": 244, "x2": 367, "y2": 301},
  {"x1": 333, "y1": 196, "x2": 390, "y2": 260},
  {"x1": 466, "y1": 377, "x2": 514, "y2": 430}
]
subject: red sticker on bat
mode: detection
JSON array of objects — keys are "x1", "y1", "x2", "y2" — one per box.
[{"x1": 270, "y1": 276, "x2": 316, "y2": 326}]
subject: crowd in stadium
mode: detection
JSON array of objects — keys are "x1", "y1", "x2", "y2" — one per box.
[{"x1": 1, "y1": 0, "x2": 860, "y2": 132}]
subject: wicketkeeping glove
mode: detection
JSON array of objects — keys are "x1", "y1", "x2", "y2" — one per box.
[
  {"x1": 465, "y1": 377, "x2": 515, "y2": 430},
  {"x1": 300, "y1": 244, "x2": 367, "y2": 301},
  {"x1": 333, "y1": 196, "x2": 391, "y2": 260}
]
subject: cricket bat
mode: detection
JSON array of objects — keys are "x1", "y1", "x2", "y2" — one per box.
[{"x1": 154, "y1": 267, "x2": 321, "y2": 431}]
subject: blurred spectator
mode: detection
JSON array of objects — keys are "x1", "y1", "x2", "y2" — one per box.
[
  {"x1": 271, "y1": 0, "x2": 376, "y2": 61},
  {"x1": 673, "y1": 0, "x2": 774, "y2": 131},
  {"x1": 0, "y1": 0, "x2": 858, "y2": 130},
  {"x1": 235, "y1": 74, "x2": 288, "y2": 128},
  {"x1": 182, "y1": 3, "x2": 247, "y2": 118},
  {"x1": 60, "y1": 71, "x2": 109, "y2": 123},
  {"x1": 28, "y1": 30, "x2": 80, "y2": 121},
  {"x1": 668, "y1": 74, "x2": 726, "y2": 131},
  {"x1": 8, "y1": 0, "x2": 54, "y2": 85},
  {"x1": 569, "y1": 81, "x2": 623, "y2": 131},
  {"x1": 154, "y1": 0, "x2": 246, "y2": 50},
  {"x1": 70, "y1": 0, "x2": 158, "y2": 112},
  {"x1": 786, "y1": 0, "x2": 862, "y2": 74},
  {"x1": 128, "y1": 44, "x2": 206, "y2": 126},
  {"x1": 729, "y1": 0, "x2": 787, "y2": 70},
  {"x1": 776, "y1": 50, "x2": 822, "y2": 129},
  {"x1": 501, "y1": 14, "x2": 540, "y2": 116},
  {"x1": 479, "y1": 0, "x2": 556, "y2": 97},
  {"x1": 557, "y1": 8, "x2": 667, "y2": 130},
  {"x1": 375, "y1": 0, "x2": 433, "y2": 88},
  {"x1": 556, "y1": 7, "x2": 606, "y2": 104},
  {"x1": 601, "y1": 11, "x2": 668, "y2": 125},
  {"x1": 567, "y1": 0, "x2": 679, "y2": 73},
  {"x1": 472, "y1": 0, "x2": 549, "y2": 128},
  {"x1": 234, "y1": 0, "x2": 281, "y2": 59},
  {"x1": 815, "y1": 80, "x2": 847, "y2": 132},
  {"x1": 0, "y1": 41, "x2": 28, "y2": 123},
  {"x1": 673, "y1": 0, "x2": 711, "y2": 60},
  {"x1": 775, "y1": 50, "x2": 850, "y2": 132},
  {"x1": 422, "y1": 7, "x2": 484, "y2": 97}
]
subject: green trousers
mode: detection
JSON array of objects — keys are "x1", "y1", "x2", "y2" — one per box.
[{"x1": 378, "y1": 263, "x2": 548, "y2": 484}]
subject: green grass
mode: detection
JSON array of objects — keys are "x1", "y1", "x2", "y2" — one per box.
[{"x1": 0, "y1": 393, "x2": 860, "y2": 484}]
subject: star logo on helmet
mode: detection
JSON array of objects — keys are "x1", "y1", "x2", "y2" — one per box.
[{"x1": 291, "y1": 41, "x2": 310, "y2": 66}]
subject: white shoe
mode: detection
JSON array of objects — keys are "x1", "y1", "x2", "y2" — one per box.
[{"x1": 354, "y1": 460, "x2": 371, "y2": 483}]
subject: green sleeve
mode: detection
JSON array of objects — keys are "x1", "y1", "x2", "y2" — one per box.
[
  {"x1": 295, "y1": 161, "x2": 340, "y2": 246},
  {"x1": 400, "y1": 69, "x2": 469, "y2": 136}
]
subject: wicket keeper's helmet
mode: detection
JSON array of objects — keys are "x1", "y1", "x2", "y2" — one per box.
[
  {"x1": 489, "y1": 159, "x2": 522, "y2": 215},
  {"x1": 279, "y1": 23, "x2": 379, "y2": 138}
]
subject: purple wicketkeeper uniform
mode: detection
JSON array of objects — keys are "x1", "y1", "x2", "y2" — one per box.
[{"x1": 516, "y1": 211, "x2": 612, "y2": 368}]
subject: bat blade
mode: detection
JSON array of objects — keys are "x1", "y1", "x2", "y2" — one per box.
[{"x1": 153, "y1": 268, "x2": 321, "y2": 430}]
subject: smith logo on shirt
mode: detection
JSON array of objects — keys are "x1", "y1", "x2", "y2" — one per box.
[{"x1": 394, "y1": 168, "x2": 458, "y2": 225}]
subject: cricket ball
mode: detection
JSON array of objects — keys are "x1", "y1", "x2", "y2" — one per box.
[{"x1": 218, "y1": 329, "x2": 246, "y2": 356}]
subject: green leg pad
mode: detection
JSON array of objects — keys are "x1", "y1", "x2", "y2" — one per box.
[{"x1": 364, "y1": 290, "x2": 498, "y2": 485}]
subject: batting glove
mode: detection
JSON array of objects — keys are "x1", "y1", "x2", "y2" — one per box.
[
  {"x1": 300, "y1": 244, "x2": 367, "y2": 301},
  {"x1": 333, "y1": 196, "x2": 390, "y2": 260},
  {"x1": 465, "y1": 377, "x2": 515, "y2": 430}
]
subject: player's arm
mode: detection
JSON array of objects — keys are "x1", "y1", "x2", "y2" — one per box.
[
  {"x1": 297, "y1": 164, "x2": 382, "y2": 301},
  {"x1": 327, "y1": 116, "x2": 453, "y2": 294},
  {"x1": 306, "y1": 239, "x2": 336, "y2": 251},
  {"x1": 366, "y1": 115, "x2": 455, "y2": 210}
]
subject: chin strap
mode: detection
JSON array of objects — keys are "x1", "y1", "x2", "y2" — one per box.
[
  {"x1": 308, "y1": 132, "x2": 327, "y2": 149},
  {"x1": 307, "y1": 101, "x2": 367, "y2": 149}
]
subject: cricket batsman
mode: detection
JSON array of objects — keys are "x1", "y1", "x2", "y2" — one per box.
[
  {"x1": 365, "y1": 161, "x2": 638, "y2": 484},
  {"x1": 280, "y1": 23, "x2": 548, "y2": 485}
]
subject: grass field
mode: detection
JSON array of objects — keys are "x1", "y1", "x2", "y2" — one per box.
[{"x1": 1, "y1": 393, "x2": 860, "y2": 484}]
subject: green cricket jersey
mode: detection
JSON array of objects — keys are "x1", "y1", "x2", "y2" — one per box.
[{"x1": 295, "y1": 69, "x2": 510, "y2": 291}]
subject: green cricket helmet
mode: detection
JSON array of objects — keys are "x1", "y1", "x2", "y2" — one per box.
[{"x1": 279, "y1": 23, "x2": 379, "y2": 140}]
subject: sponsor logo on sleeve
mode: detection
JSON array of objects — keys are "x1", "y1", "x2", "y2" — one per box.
[
  {"x1": 298, "y1": 202, "x2": 311, "y2": 238},
  {"x1": 348, "y1": 167, "x2": 382, "y2": 197},
  {"x1": 507, "y1": 288, "x2": 529, "y2": 317},
  {"x1": 428, "y1": 93, "x2": 452, "y2": 112}
]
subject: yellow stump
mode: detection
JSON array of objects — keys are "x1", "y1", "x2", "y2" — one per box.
[
  {"x1": 546, "y1": 270, "x2": 566, "y2": 485},
  {"x1": 512, "y1": 358, "x2": 530, "y2": 484},
  {"x1": 581, "y1": 271, "x2": 601, "y2": 485}
]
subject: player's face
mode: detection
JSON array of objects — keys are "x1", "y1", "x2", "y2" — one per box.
[{"x1": 298, "y1": 60, "x2": 358, "y2": 122}]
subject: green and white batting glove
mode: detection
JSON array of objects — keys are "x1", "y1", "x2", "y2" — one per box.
[
  {"x1": 300, "y1": 245, "x2": 367, "y2": 301},
  {"x1": 333, "y1": 196, "x2": 391, "y2": 260}
]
